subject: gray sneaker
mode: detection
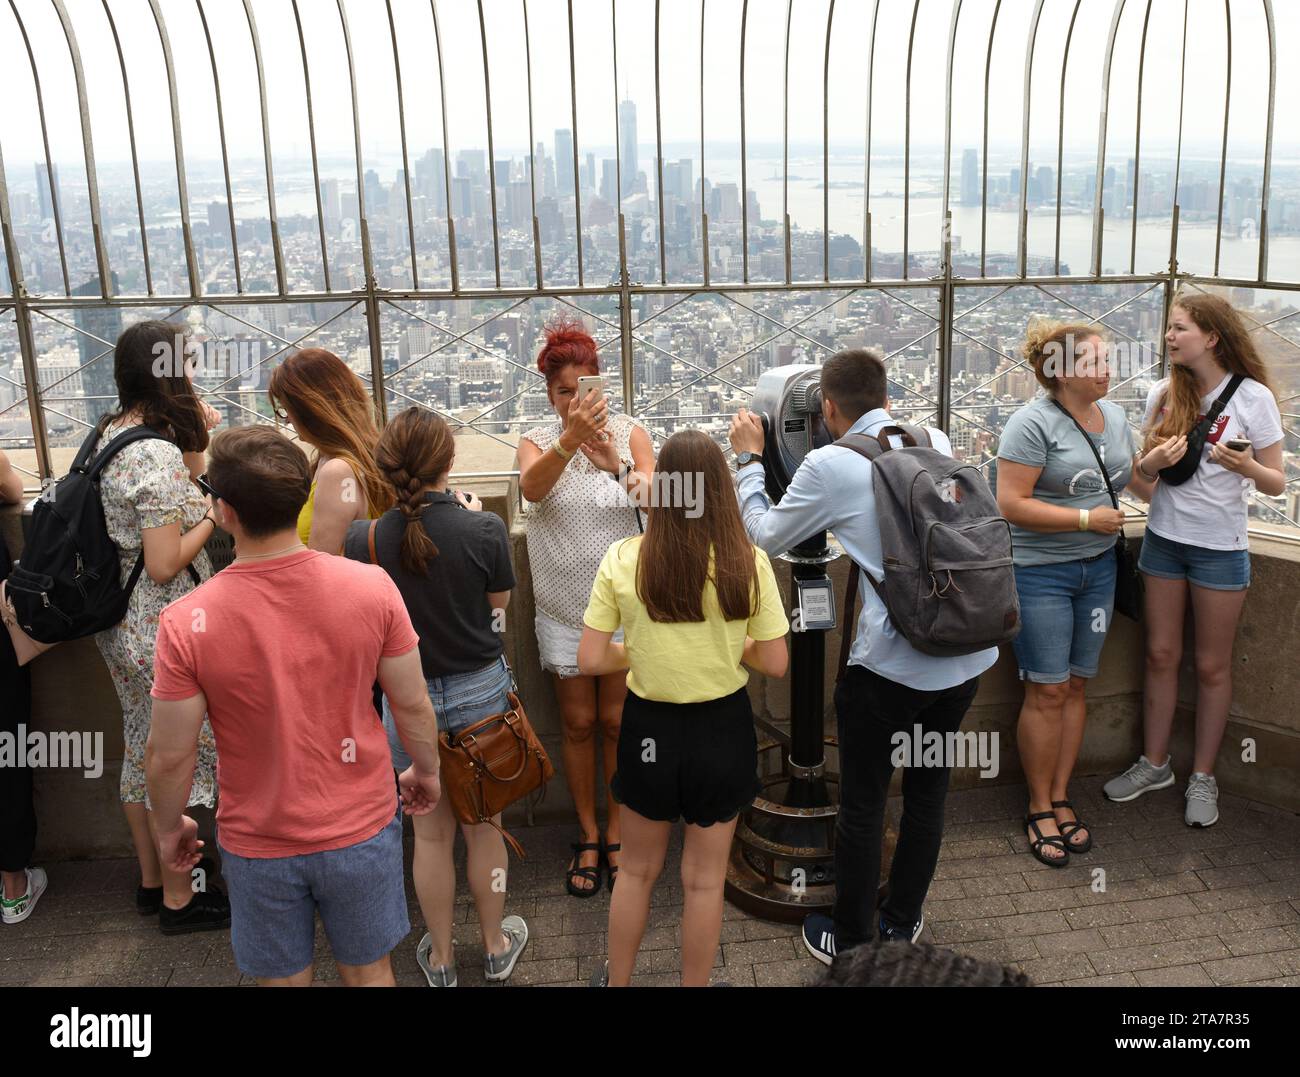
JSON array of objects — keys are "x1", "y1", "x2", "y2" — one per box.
[
  {"x1": 484, "y1": 915, "x2": 529, "y2": 982},
  {"x1": 415, "y1": 933, "x2": 457, "y2": 987},
  {"x1": 1103, "y1": 755, "x2": 1175, "y2": 802},
  {"x1": 1185, "y1": 773, "x2": 1220, "y2": 828}
]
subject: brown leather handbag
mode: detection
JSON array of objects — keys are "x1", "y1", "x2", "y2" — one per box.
[{"x1": 438, "y1": 692, "x2": 555, "y2": 858}]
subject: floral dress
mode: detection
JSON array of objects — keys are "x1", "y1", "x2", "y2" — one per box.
[{"x1": 93, "y1": 427, "x2": 217, "y2": 807}]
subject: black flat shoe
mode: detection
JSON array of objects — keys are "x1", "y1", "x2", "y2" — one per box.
[
  {"x1": 1052, "y1": 799, "x2": 1093, "y2": 854},
  {"x1": 159, "y1": 887, "x2": 231, "y2": 936},
  {"x1": 136, "y1": 856, "x2": 217, "y2": 916}
]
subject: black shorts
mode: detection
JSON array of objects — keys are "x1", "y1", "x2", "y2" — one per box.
[{"x1": 610, "y1": 687, "x2": 760, "y2": 827}]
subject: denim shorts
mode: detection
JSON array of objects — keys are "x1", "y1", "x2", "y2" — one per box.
[
  {"x1": 1011, "y1": 548, "x2": 1117, "y2": 685},
  {"x1": 219, "y1": 809, "x2": 408, "y2": 979},
  {"x1": 381, "y1": 655, "x2": 513, "y2": 771},
  {"x1": 1138, "y1": 528, "x2": 1250, "y2": 592}
]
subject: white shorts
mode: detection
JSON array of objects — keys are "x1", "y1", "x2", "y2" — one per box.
[{"x1": 535, "y1": 608, "x2": 623, "y2": 680}]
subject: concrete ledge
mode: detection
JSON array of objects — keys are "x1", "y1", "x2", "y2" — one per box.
[{"x1": 5, "y1": 500, "x2": 1298, "y2": 860}]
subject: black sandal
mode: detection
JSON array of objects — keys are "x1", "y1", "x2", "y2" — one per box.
[
  {"x1": 1025, "y1": 812, "x2": 1070, "y2": 868},
  {"x1": 602, "y1": 841, "x2": 621, "y2": 893},
  {"x1": 566, "y1": 842, "x2": 602, "y2": 898},
  {"x1": 1052, "y1": 800, "x2": 1093, "y2": 854}
]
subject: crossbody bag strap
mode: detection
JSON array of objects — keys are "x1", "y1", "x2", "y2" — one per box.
[
  {"x1": 1050, "y1": 400, "x2": 1120, "y2": 511},
  {"x1": 367, "y1": 519, "x2": 379, "y2": 565}
]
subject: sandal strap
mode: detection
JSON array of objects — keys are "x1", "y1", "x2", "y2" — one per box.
[
  {"x1": 1026, "y1": 811, "x2": 1057, "y2": 823},
  {"x1": 601, "y1": 842, "x2": 621, "y2": 853},
  {"x1": 571, "y1": 842, "x2": 602, "y2": 853},
  {"x1": 1050, "y1": 800, "x2": 1074, "y2": 809}
]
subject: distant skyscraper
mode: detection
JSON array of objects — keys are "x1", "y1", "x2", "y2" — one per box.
[
  {"x1": 494, "y1": 159, "x2": 511, "y2": 188},
  {"x1": 960, "y1": 148, "x2": 979, "y2": 206},
  {"x1": 35, "y1": 162, "x2": 59, "y2": 222},
  {"x1": 600, "y1": 159, "x2": 618, "y2": 204},
  {"x1": 555, "y1": 129, "x2": 575, "y2": 195},
  {"x1": 619, "y1": 97, "x2": 638, "y2": 197},
  {"x1": 584, "y1": 152, "x2": 596, "y2": 192},
  {"x1": 73, "y1": 273, "x2": 122, "y2": 422},
  {"x1": 320, "y1": 178, "x2": 341, "y2": 232}
]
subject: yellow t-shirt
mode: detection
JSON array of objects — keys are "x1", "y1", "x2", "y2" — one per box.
[{"x1": 583, "y1": 536, "x2": 789, "y2": 704}]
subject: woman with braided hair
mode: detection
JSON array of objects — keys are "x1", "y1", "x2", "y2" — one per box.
[{"x1": 344, "y1": 406, "x2": 528, "y2": 987}]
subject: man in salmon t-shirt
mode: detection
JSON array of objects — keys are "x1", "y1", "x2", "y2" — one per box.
[{"x1": 145, "y1": 426, "x2": 440, "y2": 987}]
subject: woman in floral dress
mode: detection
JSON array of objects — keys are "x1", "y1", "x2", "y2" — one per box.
[{"x1": 94, "y1": 321, "x2": 230, "y2": 933}]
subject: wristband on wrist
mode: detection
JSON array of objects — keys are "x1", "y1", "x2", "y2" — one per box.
[
  {"x1": 1078, "y1": 509, "x2": 1090, "y2": 532},
  {"x1": 552, "y1": 440, "x2": 574, "y2": 461}
]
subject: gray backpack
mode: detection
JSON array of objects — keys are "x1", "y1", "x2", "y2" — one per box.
[{"x1": 836, "y1": 423, "x2": 1019, "y2": 659}]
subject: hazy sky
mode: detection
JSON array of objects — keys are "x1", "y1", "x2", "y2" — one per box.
[{"x1": 0, "y1": 0, "x2": 1294, "y2": 179}]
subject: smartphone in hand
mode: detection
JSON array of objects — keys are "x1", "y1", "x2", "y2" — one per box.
[
  {"x1": 1224, "y1": 438, "x2": 1251, "y2": 453},
  {"x1": 577, "y1": 375, "x2": 604, "y2": 403}
]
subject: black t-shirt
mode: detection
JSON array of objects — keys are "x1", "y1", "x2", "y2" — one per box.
[{"x1": 344, "y1": 491, "x2": 515, "y2": 678}]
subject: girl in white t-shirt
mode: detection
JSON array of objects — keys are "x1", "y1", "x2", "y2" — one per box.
[{"x1": 1104, "y1": 293, "x2": 1285, "y2": 827}]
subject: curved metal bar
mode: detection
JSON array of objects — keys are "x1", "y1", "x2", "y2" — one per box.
[
  {"x1": 1258, "y1": 0, "x2": 1276, "y2": 282},
  {"x1": 523, "y1": 0, "x2": 542, "y2": 288},
  {"x1": 823, "y1": 0, "x2": 836, "y2": 283},
  {"x1": 1129, "y1": 0, "x2": 1152, "y2": 275},
  {"x1": 612, "y1": 0, "x2": 622, "y2": 210},
  {"x1": 430, "y1": 0, "x2": 459, "y2": 292},
  {"x1": 1213, "y1": 0, "x2": 1231, "y2": 277},
  {"x1": 335, "y1": 0, "x2": 376, "y2": 289},
  {"x1": 782, "y1": 0, "x2": 793, "y2": 284},
  {"x1": 1054, "y1": 0, "x2": 1082, "y2": 275},
  {"x1": 567, "y1": 0, "x2": 584, "y2": 286},
  {"x1": 194, "y1": 0, "x2": 242, "y2": 293},
  {"x1": 940, "y1": 0, "x2": 963, "y2": 265},
  {"x1": 980, "y1": 0, "x2": 1002, "y2": 277},
  {"x1": 902, "y1": 0, "x2": 920, "y2": 280},
  {"x1": 475, "y1": 0, "x2": 502, "y2": 288},
  {"x1": 51, "y1": 0, "x2": 112, "y2": 297},
  {"x1": 290, "y1": 0, "x2": 331, "y2": 292},
  {"x1": 1091, "y1": 0, "x2": 1128, "y2": 277},
  {"x1": 864, "y1": 0, "x2": 879, "y2": 280},
  {"x1": 385, "y1": 0, "x2": 420, "y2": 290},
  {"x1": 700, "y1": 0, "x2": 709, "y2": 286},
  {"x1": 146, "y1": 0, "x2": 200, "y2": 296},
  {"x1": 655, "y1": 0, "x2": 668, "y2": 286},
  {"x1": 240, "y1": 0, "x2": 286, "y2": 294},
  {"x1": 739, "y1": 0, "x2": 749, "y2": 283},
  {"x1": 1017, "y1": 0, "x2": 1045, "y2": 279},
  {"x1": 10, "y1": 0, "x2": 70, "y2": 294},
  {"x1": 102, "y1": 0, "x2": 152, "y2": 296}
]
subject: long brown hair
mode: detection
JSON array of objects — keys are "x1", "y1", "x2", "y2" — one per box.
[
  {"x1": 374, "y1": 407, "x2": 455, "y2": 576},
  {"x1": 268, "y1": 348, "x2": 392, "y2": 516},
  {"x1": 634, "y1": 429, "x2": 759, "y2": 623},
  {"x1": 1145, "y1": 292, "x2": 1276, "y2": 452},
  {"x1": 97, "y1": 320, "x2": 209, "y2": 453}
]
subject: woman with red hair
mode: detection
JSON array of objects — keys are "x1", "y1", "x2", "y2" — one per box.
[
  {"x1": 268, "y1": 349, "x2": 392, "y2": 554},
  {"x1": 518, "y1": 317, "x2": 655, "y2": 897}
]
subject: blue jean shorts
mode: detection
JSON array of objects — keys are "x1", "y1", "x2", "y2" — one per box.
[
  {"x1": 1138, "y1": 528, "x2": 1250, "y2": 591},
  {"x1": 1011, "y1": 548, "x2": 1117, "y2": 685},
  {"x1": 381, "y1": 655, "x2": 513, "y2": 771},
  {"x1": 219, "y1": 809, "x2": 409, "y2": 979}
]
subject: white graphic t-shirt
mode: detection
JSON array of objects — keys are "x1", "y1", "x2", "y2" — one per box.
[{"x1": 1144, "y1": 374, "x2": 1283, "y2": 551}]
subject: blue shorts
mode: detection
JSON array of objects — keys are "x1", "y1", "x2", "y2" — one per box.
[
  {"x1": 381, "y1": 655, "x2": 513, "y2": 772},
  {"x1": 1011, "y1": 549, "x2": 1117, "y2": 685},
  {"x1": 219, "y1": 810, "x2": 409, "y2": 979},
  {"x1": 1138, "y1": 529, "x2": 1250, "y2": 591}
]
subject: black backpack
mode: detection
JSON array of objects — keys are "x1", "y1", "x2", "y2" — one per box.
[
  {"x1": 7, "y1": 424, "x2": 197, "y2": 644},
  {"x1": 836, "y1": 423, "x2": 1020, "y2": 659}
]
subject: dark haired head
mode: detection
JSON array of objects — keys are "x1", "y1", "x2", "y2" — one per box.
[
  {"x1": 207, "y1": 426, "x2": 312, "y2": 540},
  {"x1": 814, "y1": 941, "x2": 1033, "y2": 988},
  {"x1": 375, "y1": 407, "x2": 456, "y2": 576},
  {"x1": 536, "y1": 316, "x2": 599, "y2": 384},
  {"x1": 99, "y1": 320, "x2": 209, "y2": 453},
  {"x1": 820, "y1": 348, "x2": 888, "y2": 425}
]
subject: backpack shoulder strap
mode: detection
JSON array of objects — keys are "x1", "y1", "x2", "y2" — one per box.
[
  {"x1": 82, "y1": 426, "x2": 171, "y2": 482},
  {"x1": 834, "y1": 431, "x2": 887, "y2": 460}
]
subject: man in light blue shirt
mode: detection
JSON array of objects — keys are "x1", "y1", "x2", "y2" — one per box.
[{"x1": 730, "y1": 348, "x2": 998, "y2": 966}]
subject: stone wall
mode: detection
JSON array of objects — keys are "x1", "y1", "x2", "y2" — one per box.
[{"x1": 4, "y1": 498, "x2": 1297, "y2": 861}]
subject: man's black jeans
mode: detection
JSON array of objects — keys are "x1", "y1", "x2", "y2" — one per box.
[{"x1": 831, "y1": 663, "x2": 980, "y2": 953}]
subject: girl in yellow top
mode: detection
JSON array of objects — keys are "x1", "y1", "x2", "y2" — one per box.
[
  {"x1": 578, "y1": 430, "x2": 790, "y2": 987},
  {"x1": 268, "y1": 348, "x2": 391, "y2": 553}
]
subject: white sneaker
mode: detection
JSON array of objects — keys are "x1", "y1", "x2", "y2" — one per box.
[
  {"x1": 1, "y1": 867, "x2": 48, "y2": 925},
  {"x1": 1185, "y1": 773, "x2": 1220, "y2": 828}
]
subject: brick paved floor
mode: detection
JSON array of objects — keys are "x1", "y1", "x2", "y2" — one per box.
[{"x1": 4, "y1": 781, "x2": 1299, "y2": 987}]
